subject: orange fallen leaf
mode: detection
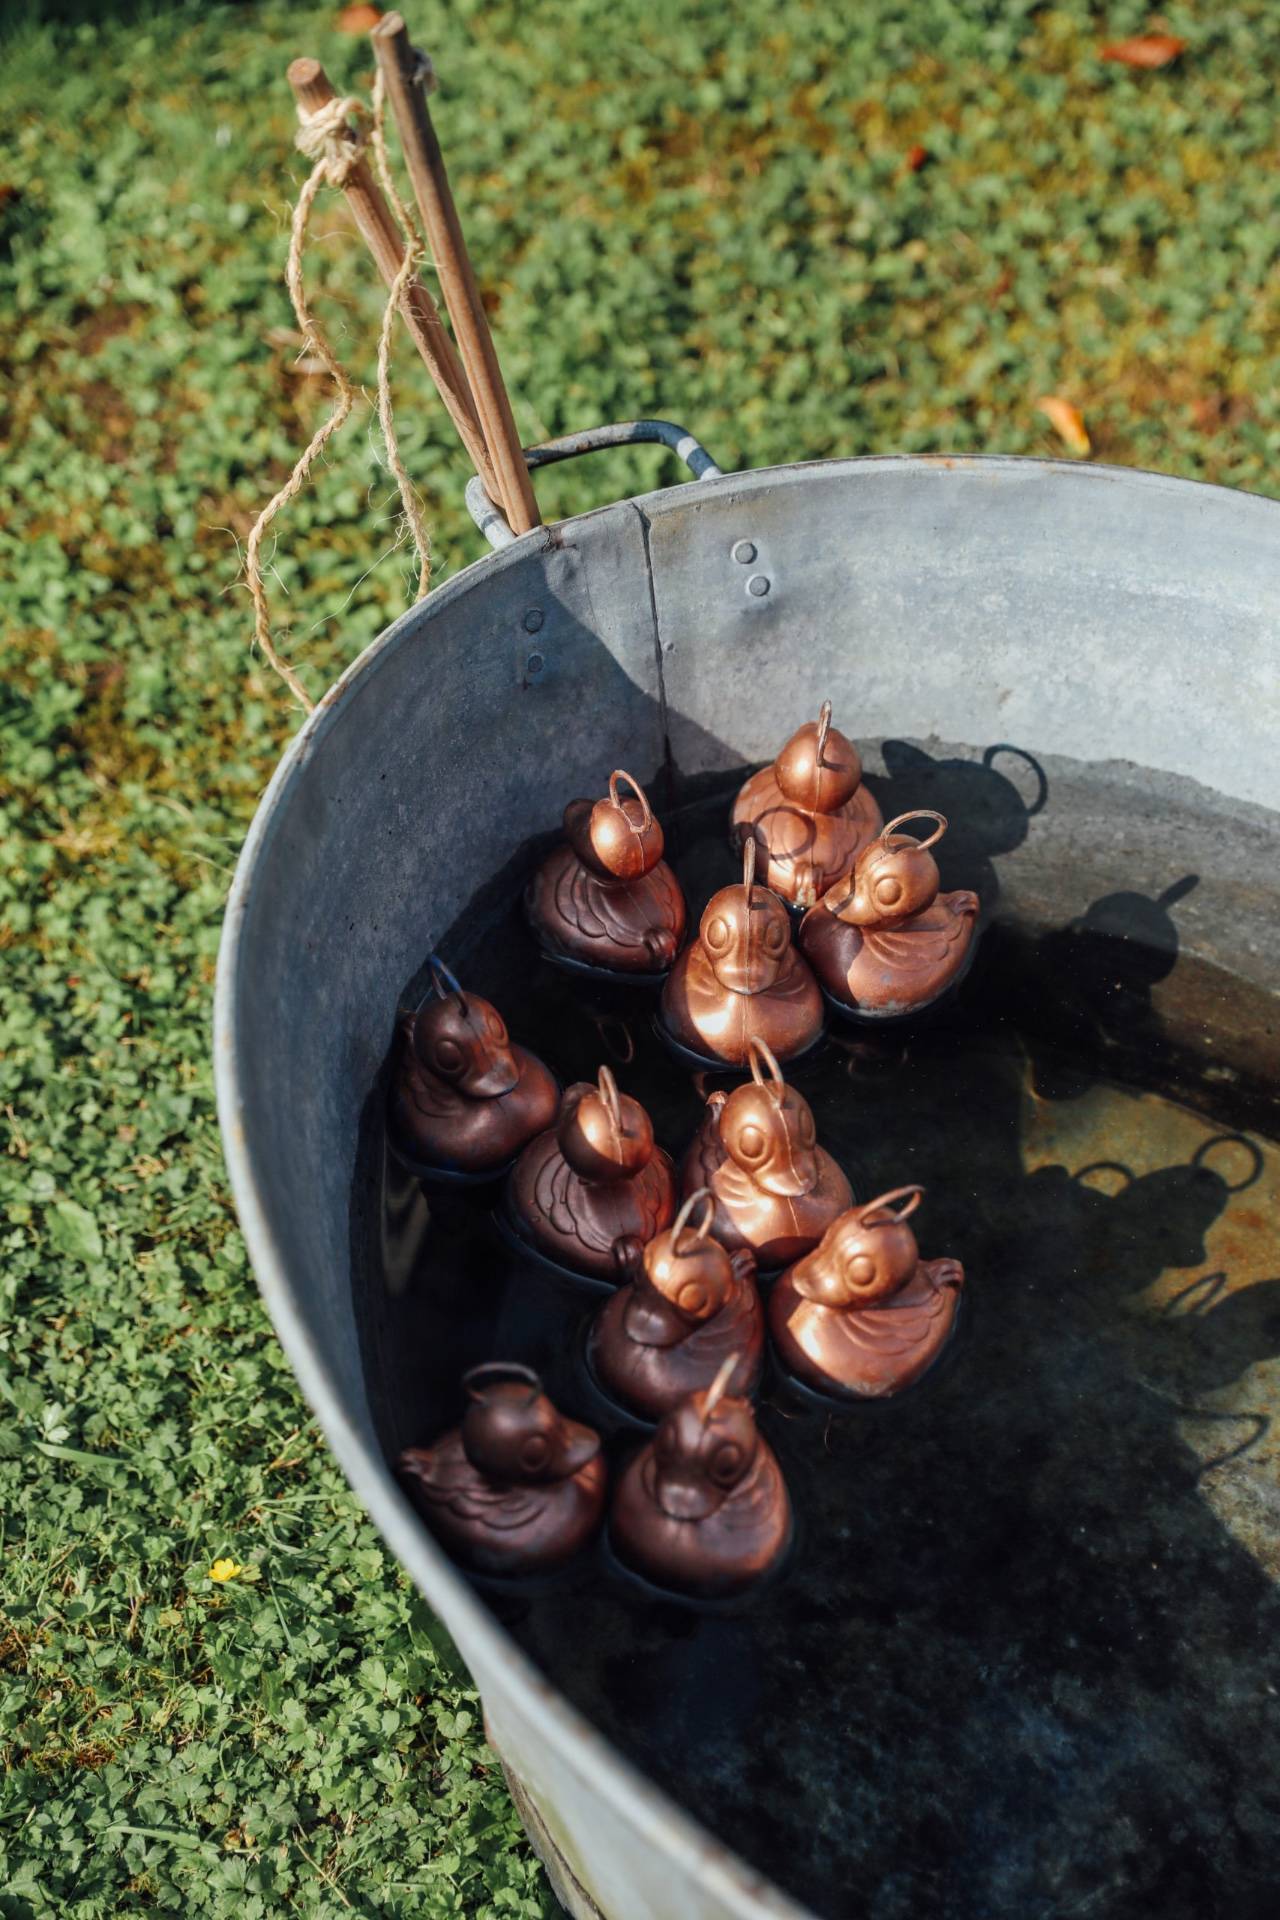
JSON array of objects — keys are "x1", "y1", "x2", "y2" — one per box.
[
  {"x1": 1099, "y1": 33, "x2": 1186, "y2": 69},
  {"x1": 336, "y1": 4, "x2": 382, "y2": 32},
  {"x1": 905, "y1": 143, "x2": 931, "y2": 173},
  {"x1": 1036, "y1": 397, "x2": 1091, "y2": 455}
]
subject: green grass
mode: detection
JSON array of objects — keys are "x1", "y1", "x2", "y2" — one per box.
[{"x1": 1, "y1": 0, "x2": 1278, "y2": 1913}]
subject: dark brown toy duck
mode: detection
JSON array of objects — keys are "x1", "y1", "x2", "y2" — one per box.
[
  {"x1": 730, "y1": 702, "x2": 883, "y2": 908},
  {"x1": 799, "y1": 810, "x2": 979, "y2": 1019},
  {"x1": 525, "y1": 769, "x2": 687, "y2": 976},
  {"x1": 610, "y1": 1357, "x2": 792, "y2": 1597},
  {"x1": 659, "y1": 839, "x2": 823, "y2": 1066},
  {"x1": 389, "y1": 962, "x2": 559, "y2": 1176},
  {"x1": 507, "y1": 1065, "x2": 677, "y2": 1282},
  {"x1": 680, "y1": 1038, "x2": 852, "y2": 1268},
  {"x1": 398, "y1": 1364, "x2": 606, "y2": 1577},
  {"x1": 588, "y1": 1190, "x2": 764, "y2": 1420},
  {"x1": 769, "y1": 1185, "x2": 963, "y2": 1399}
]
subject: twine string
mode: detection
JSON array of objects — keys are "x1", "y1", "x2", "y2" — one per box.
[
  {"x1": 243, "y1": 97, "x2": 369, "y2": 712},
  {"x1": 244, "y1": 84, "x2": 434, "y2": 713}
]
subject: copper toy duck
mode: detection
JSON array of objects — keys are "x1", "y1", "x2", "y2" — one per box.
[
  {"x1": 769, "y1": 1185, "x2": 963, "y2": 1399},
  {"x1": 799, "y1": 810, "x2": 979, "y2": 1018},
  {"x1": 507, "y1": 1065, "x2": 678, "y2": 1282},
  {"x1": 588, "y1": 1190, "x2": 764, "y2": 1420},
  {"x1": 681, "y1": 1038, "x2": 852, "y2": 1268},
  {"x1": 610, "y1": 1357, "x2": 792, "y2": 1597},
  {"x1": 525, "y1": 769, "x2": 688, "y2": 976},
  {"x1": 389, "y1": 962, "x2": 559, "y2": 1176},
  {"x1": 659, "y1": 838, "x2": 824, "y2": 1066},
  {"x1": 731, "y1": 702, "x2": 884, "y2": 908},
  {"x1": 399, "y1": 1363, "x2": 606, "y2": 1577}
]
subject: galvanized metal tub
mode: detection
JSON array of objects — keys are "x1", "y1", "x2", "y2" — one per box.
[{"x1": 215, "y1": 440, "x2": 1280, "y2": 1920}]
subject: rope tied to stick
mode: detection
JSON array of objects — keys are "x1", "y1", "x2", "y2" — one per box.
[
  {"x1": 244, "y1": 85, "x2": 431, "y2": 713},
  {"x1": 293, "y1": 93, "x2": 369, "y2": 185}
]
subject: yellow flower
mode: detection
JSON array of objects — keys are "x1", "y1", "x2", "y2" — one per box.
[{"x1": 208, "y1": 1557, "x2": 243, "y2": 1583}]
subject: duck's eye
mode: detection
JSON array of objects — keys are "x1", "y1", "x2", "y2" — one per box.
[
  {"x1": 709, "y1": 1440, "x2": 743, "y2": 1486},
  {"x1": 705, "y1": 916, "x2": 729, "y2": 950},
  {"x1": 875, "y1": 875, "x2": 904, "y2": 907},
  {"x1": 520, "y1": 1433, "x2": 550, "y2": 1472},
  {"x1": 737, "y1": 1123, "x2": 765, "y2": 1160},
  {"x1": 675, "y1": 1280, "x2": 708, "y2": 1315},
  {"x1": 844, "y1": 1252, "x2": 877, "y2": 1289},
  {"x1": 487, "y1": 1010, "x2": 509, "y2": 1043},
  {"x1": 798, "y1": 1109, "x2": 816, "y2": 1145},
  {"x1": 433, "y1": 1039, "x2": 463, "y2": 1073},
  {"x1": 765, "y1": 919, "x2": 787, "y2": 952}
]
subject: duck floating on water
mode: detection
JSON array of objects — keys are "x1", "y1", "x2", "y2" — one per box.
[
  {"x1": 730, "y1": 702, "x2": 883, "y2": 908},
  {"x1": 507, "y1": 1065, "x2": 677, "y2": 1282},
  {"x1": 610, "y1": 1357, "x2": 792, "y2": 1597},
  {"x1": 799, "y1": 811, "x2": 979, "y2": 1019},
  {"x1": 526, "y1": 768, "x2": 687, "y2": 977},
  {"x1": 399, "y1": 1363, "x2": 606, "y2": 1577},
  {"x1": 659, "y1": 838, "x2": 823, "y2": 1066},
  {"x1": 681, "y1": 1038, "x2": 852, "y2": 1269},
  {"x1": 769, "y1": 1185, "x2": 963, "y2": 1399},
  {"x1": 588, "y1": 1190, "x2": 764, "y2": 1420},
  {"x1": 389, "y1": 962, "x2": 558, "y2": 1176}
]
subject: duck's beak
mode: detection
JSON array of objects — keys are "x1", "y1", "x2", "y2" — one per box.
[
  {"x1": 459, "y1": 1043, "x2": 520, "y2": 1098},
  {"x1": 757, "y1": 1148, "x2": 819, "y2": 1198},
  {"x1": 654, "y1": 1471, "x2": 720, "y2": 1522},
  {"x1": 713, "y1": 944, "x2": 778, "y2": 994},
  {"x1": 553, "y1": 1417, "x2": 602, "y2": 1478},
  {"x1": 827, "y1": 881, "x2": 878, "y2": 927}
]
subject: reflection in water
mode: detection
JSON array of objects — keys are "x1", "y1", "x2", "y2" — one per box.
[{"x1": 351, "y1": 767, "x2": 1280, "y2": 1920}]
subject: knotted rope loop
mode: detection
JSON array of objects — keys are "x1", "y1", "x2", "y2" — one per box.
[{"x1": 293, "y1": 93, "x2": 369, "y2": 186}]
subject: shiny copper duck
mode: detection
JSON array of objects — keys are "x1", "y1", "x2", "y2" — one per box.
[
  {"x1": 525, "y1": 769, "x2": 687, "y2": 975},
  {"x1": 610, "y1": 1357, "x2": 792, "y2": 1597},
  {"x1": 799, "y1": 811, "x2": 979, "y2": 1018},
  {"x1": 507, "y1": 1065, "x2": 677, "y2": 1282},
  {"x1": 681, "y1": 1038, "x2": 852, "y2": 1268},
  {"x1": 588, "y1": 1190, "x2": 764, "y2": 1420},
  {"x1": 731, "y1": 702, "x2": 883, "y2": 908},
  {"x1": 399, "y1": 1364, "x2": 606, "y2": 1576},
  {"x1": 769, "y1": 1185, "x2": 963, "y2": 1398},
  {"x1": 659, "y1": 839, "x2": 823, "y2": 1066},
  {"x1": 389, "y1": 962, "x2": 559, "y2": 1175}
]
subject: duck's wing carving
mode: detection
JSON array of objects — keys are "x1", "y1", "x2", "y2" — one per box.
[
  {"x1": 775, "y1": 950, "x2": 822, "y2": 1002},
  {"x1": 712, "y1": 1158, "x2": 760, "y2": 1213},
  {"x1": 553, "y1": 859, "x2": 611, "y2": 944},
  {"x1": 834, "y1": 1260, "x2": 963, "y2": 1358},
  {"x1": 533, "y1": 1153, "x2": 616, "y2": 1257},
  {"x1": 682, "y1": 1109, "x2": 727, "y2": 1191},
  {"x1": 718, "y1": 1450, "x2": 782, "y2": 1533},
  {"x1": 555, "y1": 863, "x2": 676, "y2": 956},
  {"x1": 634, "y1": 1156, "x2": 675, "y2": 1241},
  {"x1": 861, "y1": 899, "x2": 976, "y2": 976},
  {"x1": 400, "y1": 1443, "x2": 545, "y2": 1533}
]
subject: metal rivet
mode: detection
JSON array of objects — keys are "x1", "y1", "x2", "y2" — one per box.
[
  {"x1": 731, "y1": 540, "x2": 757, "y2": 565},
  {"x1": 526, "y1": 651, "x2": 545, "y2": 676},
  {"x1": 523, "y1": 608, "x2": 544, "y2": 633},
  {"x1": 747, "y1": 574, "x2": 770, "y2": 598}
]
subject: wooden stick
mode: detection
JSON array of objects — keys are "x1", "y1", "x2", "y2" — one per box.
[
  {"x1": 286, "y1": 57, "x2": 501, "y2": 502},
  {"x1": 369, "y1": 15, "x2": 540, "y2": 535}
]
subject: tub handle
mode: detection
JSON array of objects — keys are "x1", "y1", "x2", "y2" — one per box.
[{"x1": 464, "y1": 418, "x2": 723, "y2": 549}]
